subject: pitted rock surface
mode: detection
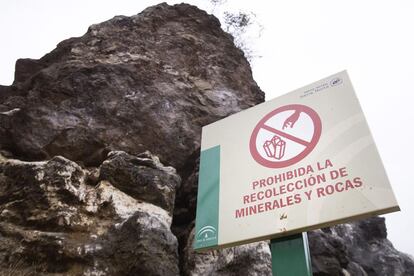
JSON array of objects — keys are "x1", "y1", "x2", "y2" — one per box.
[
  {"x1": 0, "y1": 3, "x2": 263, "y2": 170},
  {"x1": 99, "y1": 150, "x2": 180, "y2": 214},
  {"x1": 0, "y1": 152, "x2": 179, "y2": 275}
]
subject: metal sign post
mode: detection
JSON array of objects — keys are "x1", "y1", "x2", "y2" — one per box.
[{"x1": 271, "y1": 232, "x2": 312, "y2": 276}]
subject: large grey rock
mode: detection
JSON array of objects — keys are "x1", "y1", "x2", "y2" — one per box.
[
  {"x1": 97, "y1": 210, "x2": 179, "y2": 276},
  {"x1": 309, "y1": 217, "x2": 414, "y2": 276},
  {"x1": 0, "y1": 156, "x2": 89, "y2": 229},
  {"x1": 0, "y1": 153, "x2": 179, "y2": 275},
  {"x1": 0, "y1": 3, "x2": 263, "y2": 170},
  {"x1": 99, "y1": 150, "x2": 180, "y2": 214}
]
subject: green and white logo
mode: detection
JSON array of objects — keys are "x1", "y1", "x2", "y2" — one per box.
[{"x1": 196, "y1": 225, "x2": 217, "y2": 242}]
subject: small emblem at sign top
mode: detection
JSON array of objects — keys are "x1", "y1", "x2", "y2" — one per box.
[{"x1": 330, "y1": 77, "x2": 343, "y2": 87}]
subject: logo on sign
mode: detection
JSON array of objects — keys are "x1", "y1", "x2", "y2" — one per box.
[
  {"x1": 249, "y1": 104, "x2": 322, "y2": 168},
  {"x1": 330, "y1": 77, "x2": 343, "y2": 87},
  {"x1": 196, "y1": 225, "x2": 217, "y2": 242}
]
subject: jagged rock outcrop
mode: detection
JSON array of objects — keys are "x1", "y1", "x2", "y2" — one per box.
[
  {"x1": 0, "y1": 2, "x2": 413, "y2": 276},
  {"x1": 0, "y1": 3, "x2": 262, "y2": 170},
  {"x1": 309, "y1": 218, "x2": 414, "y2": 275},
  {"x1": 99, "y1": 150, "x2": 180, "y2": 214},
  {"x1": 0, "y1": 152, "x2": 179, "y2": 275}
]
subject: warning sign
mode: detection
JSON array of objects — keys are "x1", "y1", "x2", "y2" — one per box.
[
  {"x1": 250, "y1": 104, "x2": 322, "y2": 168},
  {"x1": 194, "y1": 71, "x2": 399, "y2": 251}
]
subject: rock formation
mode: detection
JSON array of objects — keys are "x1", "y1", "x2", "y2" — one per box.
[
  {"x1": 0, "y1": 3, "x2": 413, "y2": 276},
  {"x1": 0, "y1": 3, "x2": 262, "y2": 170},
  {"x1": 0, "y1": 153, "x2": 179, "y2": 275}
]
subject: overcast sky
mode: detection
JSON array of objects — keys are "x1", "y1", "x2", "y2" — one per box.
[{"x1": 1, "y1": 1, "x2": 413, "y2": 255}]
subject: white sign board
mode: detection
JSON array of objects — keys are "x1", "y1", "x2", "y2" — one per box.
[{"x1": 194, "y1": 71, "x2": 399, "y2": 251}]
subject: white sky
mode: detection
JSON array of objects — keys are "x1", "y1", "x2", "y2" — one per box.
[{"x1": 1, "y1": 1, "x2": 413, "y2": 255}]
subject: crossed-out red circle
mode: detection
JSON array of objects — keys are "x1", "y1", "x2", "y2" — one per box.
[{"x1": 249, "y1": 104, "x2": 322, "y2": 168}]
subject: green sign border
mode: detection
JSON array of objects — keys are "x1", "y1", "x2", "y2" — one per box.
[{"x1": 194, "y1": 145, "x2": 220, "y2": 250}]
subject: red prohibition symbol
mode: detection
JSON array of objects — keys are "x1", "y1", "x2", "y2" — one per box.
[{"x1": 249, "y1": 104, "x2": 322, "y2": 168}]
